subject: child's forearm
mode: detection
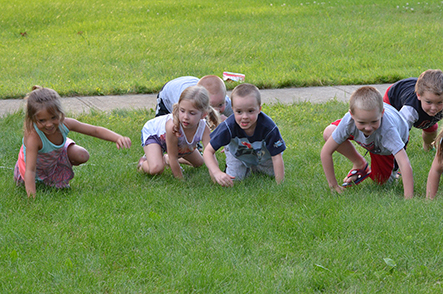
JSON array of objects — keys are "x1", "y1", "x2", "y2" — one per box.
[
  {"x1": 168, "y1": 157, "x2": 183, "y2": 179},
  {"x1": 320, "y1": 139, "x2": 344, "y2": 192},
  {"x1": 24, "y1": 171, "x2": 36, "y2": 198},
  {"x1": 272, "y1": 154, "x2": 285, "y2": 184},
  {"x1": 65, "y1": 118, "x2": 131, "y2": 149},
  {"x1": 90, "y1": 128, "x2": 131, "y2": 150},
  {"x1": 275, "y1": 170, "x2": 284, "y2": 184},
  {"x1": 207, "y1": 158, "x2": 223, "y2": 179},
  {"x1": 96, "y1": 127, "x2": 119, "y2": 141},
  {"x1": 99, "y1": 129, "x2": 131, "y2": 149},
  {"x1": 203, "y1": 150, "x2": 221, "y2": 176},
  {"x1": 395, "y1": 149, "x2": 414, "y2": 199},
  {"x1": 204, "y1": 155, "x2": 224, "y2": 182},
  {"x1": 398, "y1": 162, "x2": 414, "y2": 199},
  {"x1": 320, "y1": 152, "x2": 339, "y2": 189},
  {"x1": 426, "y1": 157, "x2": 443, "y2": 200},
  {"x1": 402, "y1": 176, "x2": 414, "y2": 199},
  {"x1": 427, "y1": 168, "x2": 441, "y2": 200}
]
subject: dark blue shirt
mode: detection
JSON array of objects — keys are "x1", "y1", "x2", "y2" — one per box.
[
  {"x1": 388, "y1": 77, "x2": 443, "y2": 129},
  {"x1": 209, "y1": 112, "x2": 286, "y2": 167}
]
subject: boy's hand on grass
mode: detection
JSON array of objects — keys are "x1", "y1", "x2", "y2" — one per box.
[
  {"x1": 330, "y1": 184, "x2": 344, "y2": 194},
  {"x1": 212, "y1": 171, "x2": 235, "y2": 187}
]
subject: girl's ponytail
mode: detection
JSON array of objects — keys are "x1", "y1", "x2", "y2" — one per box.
[
  {"x1": 205, "y1": 106, "x2": 220, "y2": 131},
  {"x1": 171, "y1": 102, "x2": 181, "y2": 137}
]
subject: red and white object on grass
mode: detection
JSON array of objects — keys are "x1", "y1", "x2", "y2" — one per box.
[{"x1": 223, "y1": 72, "x2": 245, "y2": 82}]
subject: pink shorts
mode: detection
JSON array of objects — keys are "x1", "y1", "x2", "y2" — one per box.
[
  {"x1": 331, "y1": 119, "x2": 396, "y2": 184},
  {"x1": 14, "y1": 138, "x2": 75, "y2": 188}
]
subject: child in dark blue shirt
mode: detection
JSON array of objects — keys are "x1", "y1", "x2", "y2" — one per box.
[
  {"x1": 383, "y1": 69, "x2": 443, "y2": 150},
  {"x1": 203, "y1": 83, "x2": 285, "y2": 187}
]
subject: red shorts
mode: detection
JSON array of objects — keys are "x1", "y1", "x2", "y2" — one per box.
[
  {"x1": 383, "y1": 85, "x2": 438, "y2": 133},
  {"x1": 331, "y1": 119, "x2": 397, "y2": 184}
]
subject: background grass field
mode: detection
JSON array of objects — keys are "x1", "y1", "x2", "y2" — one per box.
[
  {"x1": 1, "y1": 0, "x2": 443, "y2": 98},
  {"x1": 2, "y1": 0, "x2": 443, "y2": 292},
  {"x1": 1, "y1": 103, "x2": 442, "y2": 293}
]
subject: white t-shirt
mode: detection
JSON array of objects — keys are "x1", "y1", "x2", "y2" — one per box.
[{"x1": 156, "y1": 76, "x2": 233, "y2": 116}]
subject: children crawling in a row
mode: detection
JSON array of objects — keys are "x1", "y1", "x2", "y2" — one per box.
[
  {"x1": 138, "y1": 81, "x2": 286, "y2": 186},
  {"x1": 13, "y1": 70, "x2": 443, "y2": 199},
  {"x1": 321, "y1": 69, "x2": 443, "y2": 199},
  {"x1": 14, "y1": 80, "x2": 286, "y2": 198}
]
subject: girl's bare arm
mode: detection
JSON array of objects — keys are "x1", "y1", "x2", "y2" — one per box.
[{"x1": 64, "y1": 118, "x2": 131, "y2": 149}]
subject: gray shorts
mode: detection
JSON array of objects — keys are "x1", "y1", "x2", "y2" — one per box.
[{"x1": 224, "y1": 146, "x2": 275, "y2": 180}]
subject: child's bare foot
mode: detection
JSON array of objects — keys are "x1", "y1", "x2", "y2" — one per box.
[
  {"x1": 163, "y1": 154, "x2": 186, "y2": 172},
  {"x1": 137, "y1": 155, "x2": 147, "y2": 172},
  {"x1": 163, "y1": 154, "x2": 170, "y2": 168}
]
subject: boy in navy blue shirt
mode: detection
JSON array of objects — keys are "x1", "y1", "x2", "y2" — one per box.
[
  {"x1": 203, "y1": 83, "x2": 285, "y2": 187},
  {"x1": 383, "y1": 69, "x2": 443, "y2": 150}
]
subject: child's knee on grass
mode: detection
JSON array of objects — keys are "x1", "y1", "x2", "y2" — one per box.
[
  {"x1": 149, "y1": 165, "x2": 165, "y2": 175},
  {"x1": 144, "y1": 157, "x2": 165, "y2": 175},
  {"x1": 142, "y1": 144, "x2": 165, "y2": 175},
  {"x1": 68, "y1": 144, "x2": 89, "y2": 166}
]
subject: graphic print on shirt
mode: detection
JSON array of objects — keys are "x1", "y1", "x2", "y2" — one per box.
[
  {"x1": 273, "y1": 139, "x2": 284, "y2": 148},
  {"x1": 415, "y1": 119, "x2": 432, "y2": 129},
  {"x1": 230, "y1": 137, "x2": 270, "y2": 166},
  {"x1": 354, "y1": 140, "x2": 382, "y2": 154}
]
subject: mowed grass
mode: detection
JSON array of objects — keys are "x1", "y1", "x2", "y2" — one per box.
[
  {"x1": 1, "y1": 0, "x2": 443, "y2": 98},
  {"x1": 1, "y1": 102, "x2": 443, "y2": 292}
]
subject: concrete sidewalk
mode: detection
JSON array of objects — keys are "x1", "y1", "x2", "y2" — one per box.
[{"x1": 0, "y1": 84, "x2": 391, "y2": 117}]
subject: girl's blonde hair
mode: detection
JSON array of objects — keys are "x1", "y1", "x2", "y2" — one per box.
[
  {"x1": 172, "y1": 85, "x2": 220, "y2": 131},
  {"x1": 23, "y1": 86, "x2": 65, "y2": 133}
]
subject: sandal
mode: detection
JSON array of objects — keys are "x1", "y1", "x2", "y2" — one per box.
[{"x1": 342, "y1": 163, "x2": 371, "y2": 187}]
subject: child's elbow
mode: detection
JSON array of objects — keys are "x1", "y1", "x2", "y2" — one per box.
[
  {"x1": 320, "y1": 149, "x2": 329, "y2": 163},
  {"x1": 203, "y1": 149, "x2": 215, "y2": 160}
]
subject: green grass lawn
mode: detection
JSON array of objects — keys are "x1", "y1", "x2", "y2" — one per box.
[
  {"x1": 1, "y1": 102, "x2": 443, "y2": 292},
  {"x1": 2, "y1": 0, "x2": 443, "y2": 291},
  {"x1": 1, "y1": 0, "x2": 443, "y2": 98}
]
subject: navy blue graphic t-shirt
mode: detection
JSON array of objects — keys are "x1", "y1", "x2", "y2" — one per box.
[{"x1": 209, "y1": 112, "x2": 286, "y2": 167}]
